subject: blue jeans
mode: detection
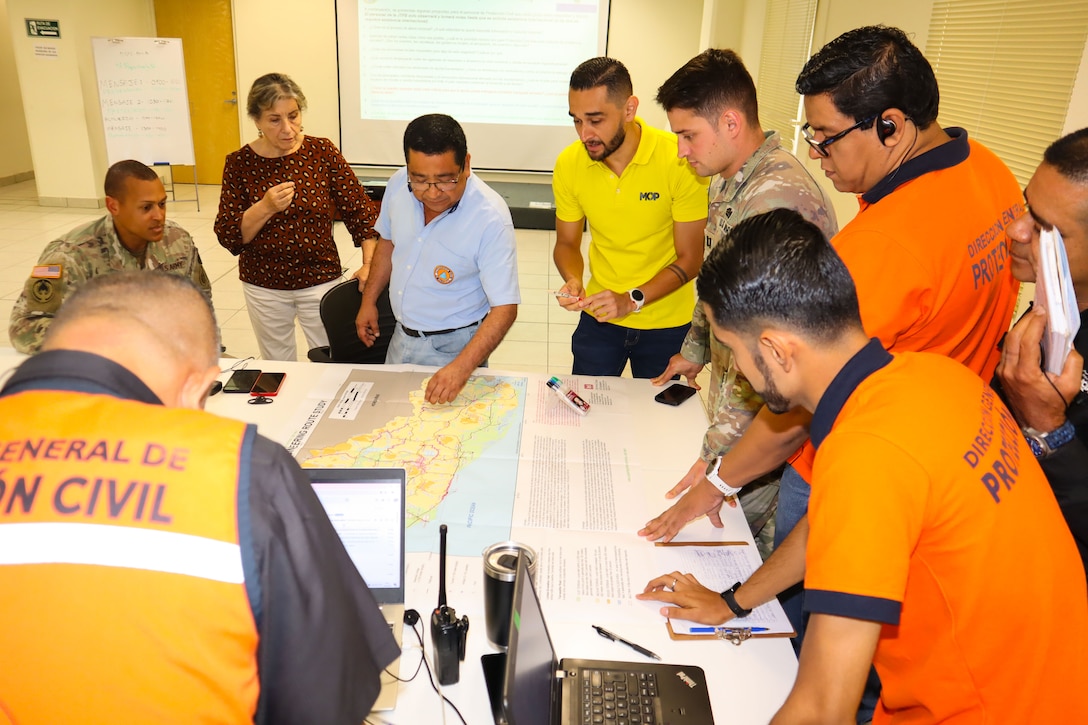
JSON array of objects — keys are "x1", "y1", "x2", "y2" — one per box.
[
  {"x1": 571, "y1": 312, "x2": 690, "y2": 379},
  {"x1": 385, "y1": 322, "x2": 487, "y2": 368},
  {"x1": 775, "y1": 464, "x2": 880, "y2": 724}
]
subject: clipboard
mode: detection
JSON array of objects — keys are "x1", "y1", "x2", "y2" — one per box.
[
  {"x1": 652, "y1": 540, "x2": 796, "y2": 645},
  {"x1": 666, "y1": 618, "x2": 795, "y2": 645}
]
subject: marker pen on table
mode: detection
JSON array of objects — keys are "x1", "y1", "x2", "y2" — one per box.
[{"x1": 547, "y1": 376, "x2": 590, "y2": 415}]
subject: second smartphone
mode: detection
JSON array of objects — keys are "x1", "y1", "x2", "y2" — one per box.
[
  {"x1": 223, "y1": 369, "x2": 262, "y2": 394},
  {"x1": 654, "y1": 383, "x2": 698, "y2": 406},
  {"x1": 250, "y1": 372, "x2": 286, "y2": 397}
]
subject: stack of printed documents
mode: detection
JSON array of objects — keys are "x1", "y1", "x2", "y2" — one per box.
[{"x1": 1036, "y1": 227, "x2": 1081, "y2": 374}]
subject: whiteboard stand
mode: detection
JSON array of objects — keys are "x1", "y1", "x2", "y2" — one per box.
[{"x1": 152, "y1": 163, "x2": 201, "y2": 212}]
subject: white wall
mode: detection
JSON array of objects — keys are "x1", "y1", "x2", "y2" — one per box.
[
  {"x1": 1064, "y1": 40, "x2": 1088, "y2": 135},
  {"x1": 734, "y1": 0, "x2": 766, "y2": 82},
  {"x1": 7, "y1": 0, "x2": 155, "y2": 206},
  {"x1": 707, "y1": 0, "x2": 744, "y2": 54},
  {"x1": 0, "y1": 0, "x2": 33, "y2": 182},
  {"x1": 231, "y1": 0, "x2": 341, "y2": 147},
  {"x1": 812, "y1": 0, "x2": 934, "y2": 51},
  {"x1": 607, "y1": 0, "x2": 705, "y2": 131}
]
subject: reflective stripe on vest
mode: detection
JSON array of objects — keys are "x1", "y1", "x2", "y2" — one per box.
[{"x1": 0, "y1": 522, "x2": 244, "y2": 582}]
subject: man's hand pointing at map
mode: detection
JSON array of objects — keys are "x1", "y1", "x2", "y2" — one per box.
[
  {"x1": 426, "y1": 361, "x2": 474, "y2": 404},
  {"x1": 422, "y1": 306, "x2": 518, "y2": 404}
]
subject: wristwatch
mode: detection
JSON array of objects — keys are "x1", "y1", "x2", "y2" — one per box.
[
  {"x1": 720, "y1": 582, "x2": 752, "y2": 618},
  {"x1": 628, "y1": 288, "x2": 645, "y2": 313},
  {"x1": 705, "y1": 457, "x2": 742, "y2": 496},
  {"x1": 1023, "y1": 420, "x2": 1076, "y2": 459}
]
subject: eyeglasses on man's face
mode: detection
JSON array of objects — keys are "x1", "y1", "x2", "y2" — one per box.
[
  {"x1": 801, "y1": 116, "x2": 876, "y2": 157},
  {"x1": 407, "y1": 168, "x2": 464, "y2": 193}
]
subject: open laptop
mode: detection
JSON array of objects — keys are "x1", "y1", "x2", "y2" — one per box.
[
  {"x1": 307, "y1": 467, "x2": 407, "y2": 712},
  {"x1": 484, "y1": 556, "x2": 715, "y2": 725}
]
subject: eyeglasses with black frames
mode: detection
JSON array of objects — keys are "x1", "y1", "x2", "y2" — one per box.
[
  {"x1": 801, "y1": 116, "x2": 876, "y2": 157},
  {"x1": 407, "y1": 167, "x2": 464, "y2": 193}
]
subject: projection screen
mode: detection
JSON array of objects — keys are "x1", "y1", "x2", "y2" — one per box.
[{"x1": 336, "y1": 0, "x2": 610, "y2": 171}]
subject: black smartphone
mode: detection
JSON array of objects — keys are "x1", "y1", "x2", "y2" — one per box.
[
  {"x1": 654, "y1": 383, "x2": 698, "y2": 406},
  {"x1": 251, "y1": 372, "x2": 286, "y2": 397},
  {"x1": 223, "y1": 369, "x2": 262, "y2": 394}
]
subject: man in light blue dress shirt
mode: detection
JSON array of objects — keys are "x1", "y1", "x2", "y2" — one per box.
[{"x1": 356, "y1": 114, "x2": 520, "y2": 404}]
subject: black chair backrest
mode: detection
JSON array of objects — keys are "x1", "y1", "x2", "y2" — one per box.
[{"x1": 316, "y1": 280, "x2": 395, "y2": 364}]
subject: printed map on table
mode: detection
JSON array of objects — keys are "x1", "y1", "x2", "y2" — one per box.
[{"x1": 296, "y1": 370, "x2": 527, "y2": 555}]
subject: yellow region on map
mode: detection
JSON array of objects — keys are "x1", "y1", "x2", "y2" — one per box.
[{"x1": 303, "y1": 375, "x2": 521, "y2": 526}]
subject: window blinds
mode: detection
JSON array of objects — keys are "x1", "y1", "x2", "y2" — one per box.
[
  {"x1": 757, "y1": 0, "x2": 819, "y2": 154},
  {"x1": 926, "y1": 0, "x2": 1088, "y2": 186}
]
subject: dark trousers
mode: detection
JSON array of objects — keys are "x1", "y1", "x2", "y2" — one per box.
[{"x1": 571, "y1": 312, "x2": 690, "y2": 379}]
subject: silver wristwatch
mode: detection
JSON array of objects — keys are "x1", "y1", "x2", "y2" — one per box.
[{"x1": 1023, "y1": 420, "x2": 1076, "y2": 459}]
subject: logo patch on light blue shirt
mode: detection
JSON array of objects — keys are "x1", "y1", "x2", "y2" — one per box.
[{"x1": 433, "y1": 265, "x2": 454, "y2": 284}]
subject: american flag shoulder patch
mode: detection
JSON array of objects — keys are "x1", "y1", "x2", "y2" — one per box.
[{"x1": 31, "y1": 264, "x2": 63, "y2": 279}]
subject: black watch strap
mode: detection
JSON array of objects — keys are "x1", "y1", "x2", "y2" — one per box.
[{"x1": 720, "y1": 581, "x2": 752, "y2": 618}]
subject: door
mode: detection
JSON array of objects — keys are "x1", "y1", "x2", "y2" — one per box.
[{"x1": 153, "y1": 0, "x2": 240, "y2": 185}]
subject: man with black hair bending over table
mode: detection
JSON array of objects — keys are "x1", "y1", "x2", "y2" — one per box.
[{"x1": 356, "y1": 113, "x2": 520, "y2": 405}]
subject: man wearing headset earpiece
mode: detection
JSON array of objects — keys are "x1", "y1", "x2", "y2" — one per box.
[{"x1": 639, "y1": 25, "x2": 1023, "y2": 725}]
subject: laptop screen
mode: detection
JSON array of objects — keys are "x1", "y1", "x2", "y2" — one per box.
[
  {"x1": 307, "y1": 468, "x2": 406, "y2": 603},
  {"x1": 505, "y1": 555, "x2": 559, "y2": 725}
]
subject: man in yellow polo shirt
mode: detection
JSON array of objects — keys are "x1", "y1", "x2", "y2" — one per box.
[{"x1": 553, "y1": 57, "x2": 708, "y2": 377}]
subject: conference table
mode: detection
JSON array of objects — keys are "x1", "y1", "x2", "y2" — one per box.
[
  {"x1": 205, "y1": 359, "x2": 799, "y2": 724},
  {"x1": 0, "y1": 347, "x2": 797, "y2": 723}
]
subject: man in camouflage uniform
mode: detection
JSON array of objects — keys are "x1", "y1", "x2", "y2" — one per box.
[
  {"x1": 9, "y1": 160, "x2": 212, "y2": 354},
  {"x1": 651, "y1": 50, "x2": 837, "y2": 556}
]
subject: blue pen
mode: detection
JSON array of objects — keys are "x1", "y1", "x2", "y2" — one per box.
[{"x1": 688, "y1": 626, "x2": 769, "y2": 633}]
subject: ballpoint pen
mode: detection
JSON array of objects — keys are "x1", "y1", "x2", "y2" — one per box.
[{"x1": 592, "y1": 625, "x2": 661, "y2": 661}]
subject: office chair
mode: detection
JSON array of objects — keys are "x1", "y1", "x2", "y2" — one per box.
[{"x1": 307, "y1": 280, "x2": 395, "y2": 364}]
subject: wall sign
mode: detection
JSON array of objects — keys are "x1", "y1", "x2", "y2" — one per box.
[{"x1": 26, "y1": 20, "x2": 60, "y2": 38}]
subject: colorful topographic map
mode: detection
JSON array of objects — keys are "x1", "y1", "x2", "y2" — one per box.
[{"x1": 299, "y1": 371, "x2": 526, "y2": 554}]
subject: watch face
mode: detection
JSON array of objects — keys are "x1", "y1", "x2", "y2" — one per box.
[
  {"x1": 631, "y1": 289, "x2": 645, "y2": 302},
  {"x1": 1023, "y1": 421, "x2": 1075, "y2": 459},
  {"x1": 1025, "y1": 436, "x2": 1046, "y2": 458}
]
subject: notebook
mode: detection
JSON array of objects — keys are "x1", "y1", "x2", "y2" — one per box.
[
  {"x1": 308, "y1": 467, "x2": 407, "y2": 712},
  {"x1": 484, "y1": 556, "x2": 716, "y2": 725}
]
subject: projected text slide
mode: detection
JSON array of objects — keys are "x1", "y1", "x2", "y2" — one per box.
[{"x1": 359, "y1": 0, "x2": 599, "y2": 126}]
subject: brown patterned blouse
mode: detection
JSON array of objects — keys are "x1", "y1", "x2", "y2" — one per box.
[{"x1": 214, "y1": 136, "x2": 378, "y2": 290}]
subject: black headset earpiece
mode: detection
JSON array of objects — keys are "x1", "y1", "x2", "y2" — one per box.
[
  {"x1": 404, "y1": 608, "x2": 420, "y2": 626},
  {"x1": 877, "y1": 117, "x2": 897, "y2": 144}
]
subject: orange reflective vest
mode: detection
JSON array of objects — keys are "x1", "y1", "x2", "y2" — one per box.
[{"x1": 0, "y1": 390, "x2": 260, "y2": 724}]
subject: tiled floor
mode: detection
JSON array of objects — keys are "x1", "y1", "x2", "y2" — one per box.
[{"x1": 0, "y1": 179, "x2": 583, "y2": 375}]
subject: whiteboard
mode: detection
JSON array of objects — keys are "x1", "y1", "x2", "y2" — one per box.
[{"x1": 92, "y1": 37, "x2": 196, "y2": 166}]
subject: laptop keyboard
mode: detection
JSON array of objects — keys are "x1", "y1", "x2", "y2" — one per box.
[{"x1": 579, "y1": 669, "x2": 659, "y2": 724}]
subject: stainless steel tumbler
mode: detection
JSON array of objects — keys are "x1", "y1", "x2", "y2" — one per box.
[{"x1": 482, "y1": 541, "x2": 538, "y2": 650}]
